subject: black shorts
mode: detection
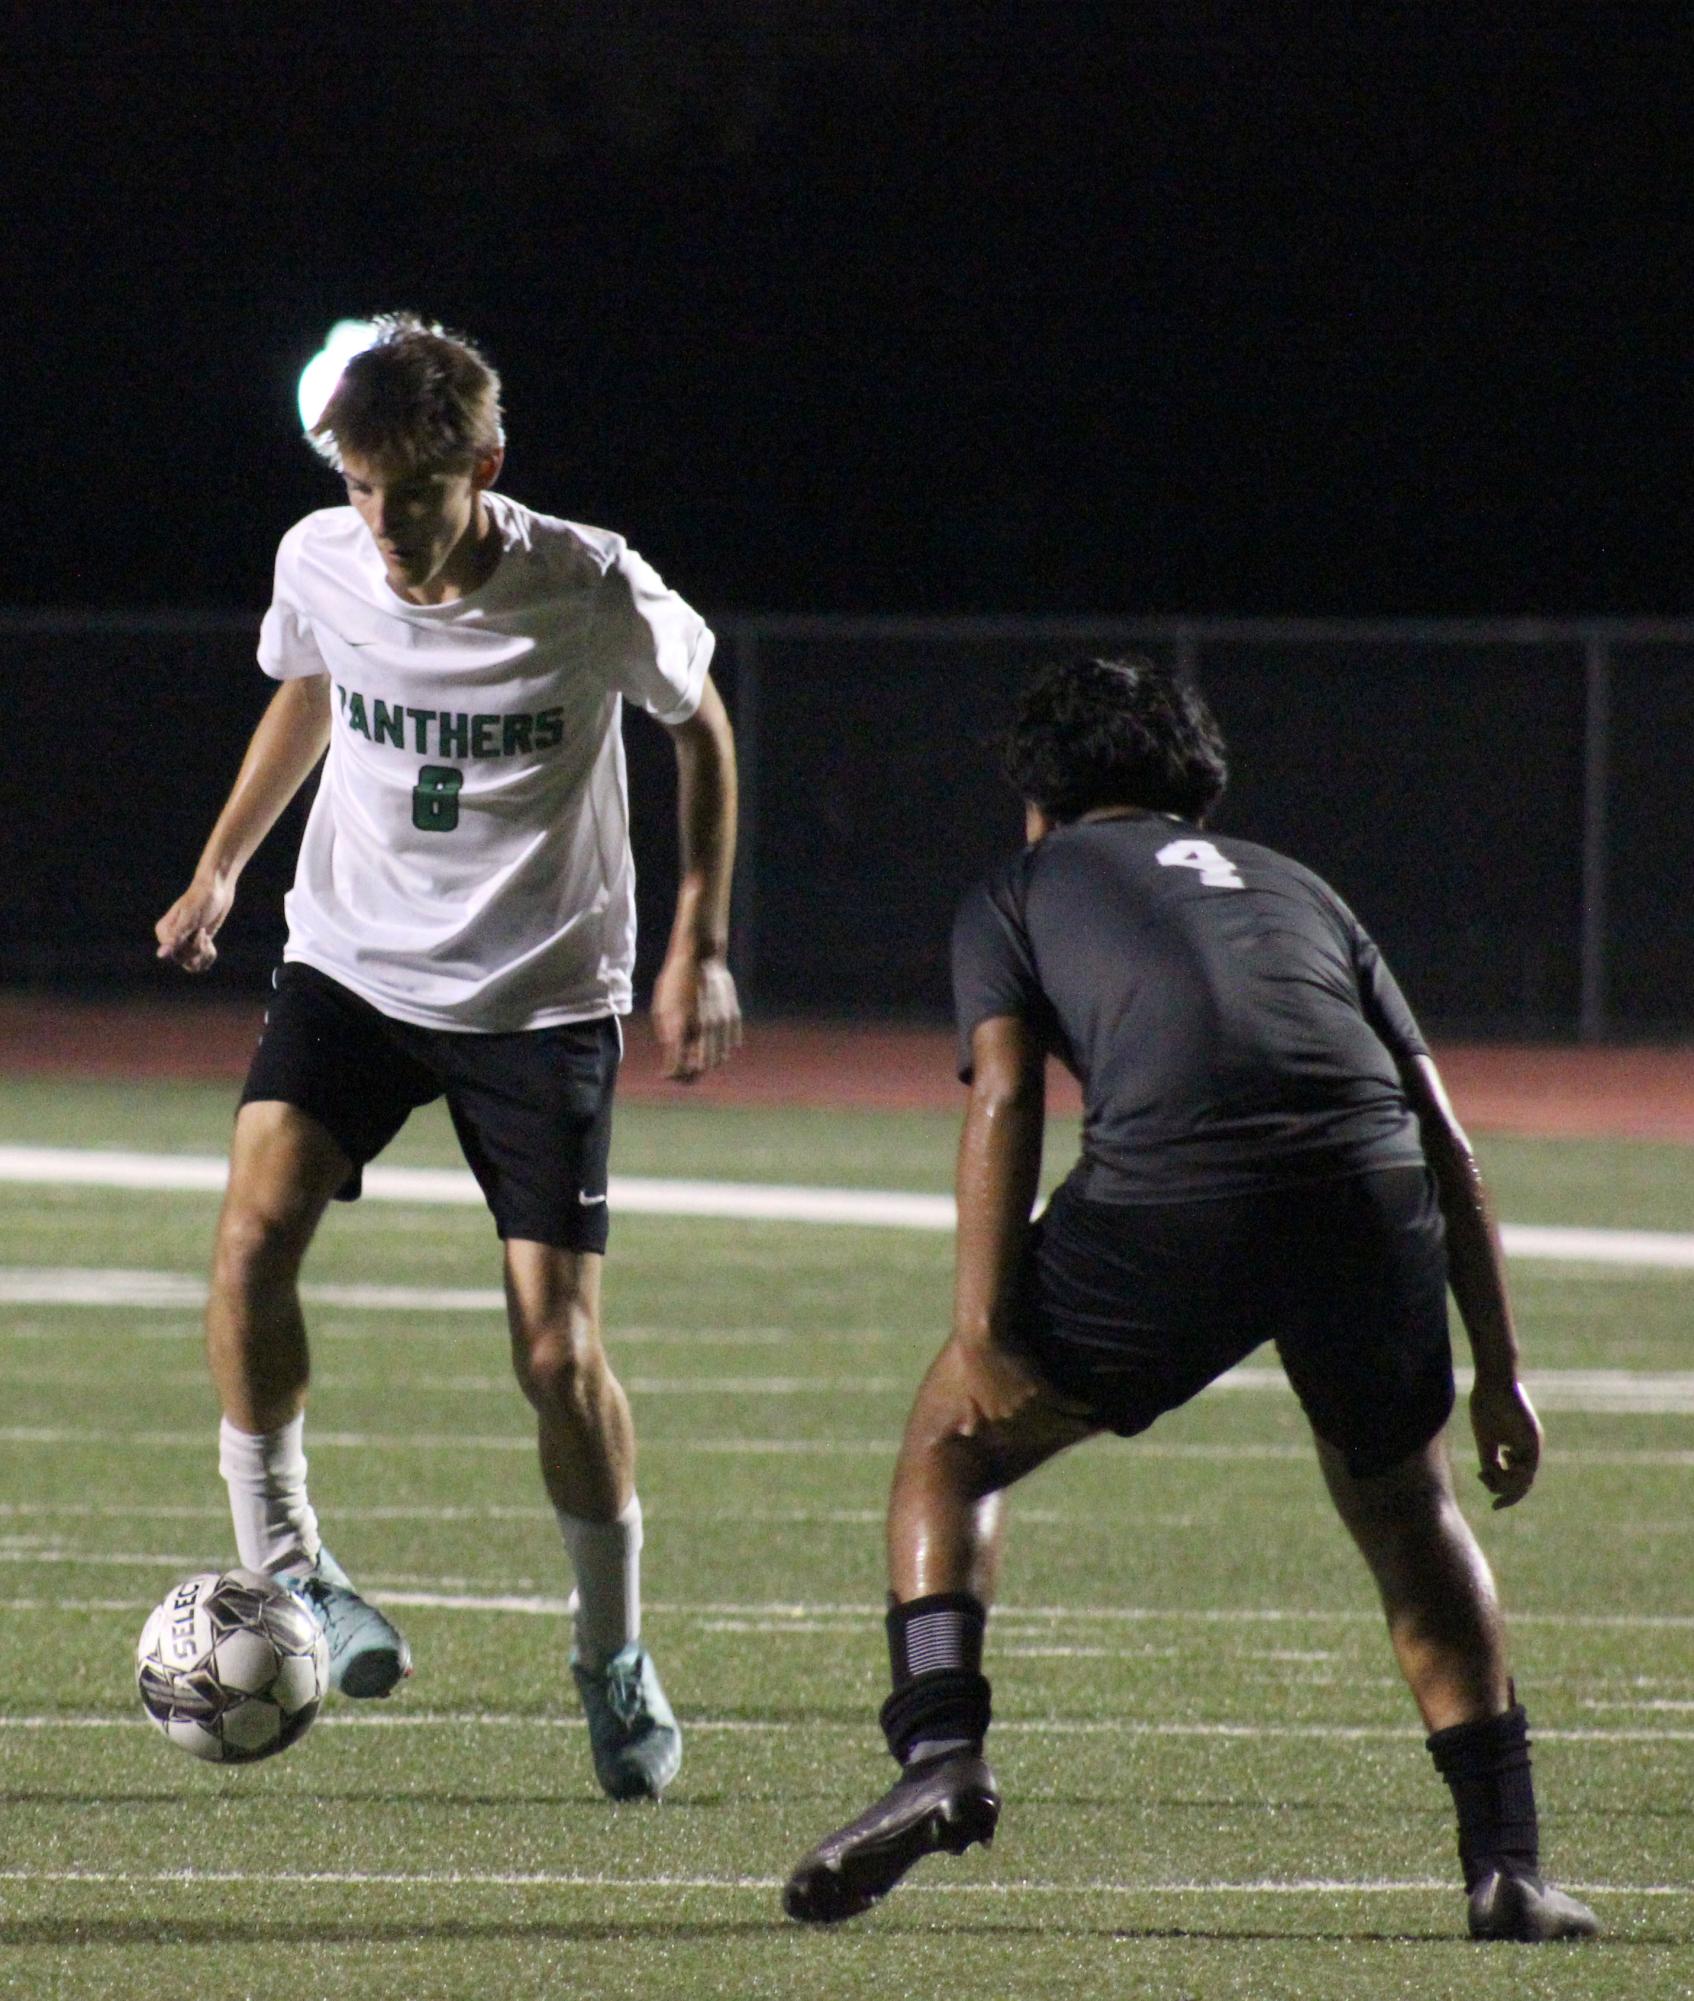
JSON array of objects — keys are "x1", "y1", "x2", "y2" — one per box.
[
  {"x1": 240, "y1": 962, "x2": 621, "y2": 1254},
  {"x1": 1017, "y1": 1166, "x2": 1455, "y2": 1478}
]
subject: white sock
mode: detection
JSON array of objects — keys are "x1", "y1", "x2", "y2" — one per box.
[
  {"x1": 556, "y1": 1494, "x2": 642, "y2": 1671},
  {"x1": 218, "y1": 1414, "x2": 322, "y2": 1577}
]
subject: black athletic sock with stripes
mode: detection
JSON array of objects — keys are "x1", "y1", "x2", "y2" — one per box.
[
  {"x1": 1426, "y1": 1703, "x2": 1540, "y2": 1891},
  {"x1": 878, "y1": 1592, "x2": 991, "y2": 1768}
]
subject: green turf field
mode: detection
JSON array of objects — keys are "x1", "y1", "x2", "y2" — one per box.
[{"x1": 1, "y1": 1076, "x2": 1692, "y2": 1999}]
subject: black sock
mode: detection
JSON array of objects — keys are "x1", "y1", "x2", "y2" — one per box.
[
  {"x1": 878, "y1": 1592, "x2": 991, "y2": 1767},
  {"x1": 1426, "y1": 1703, "x2": 1539, "y2": 1892}
]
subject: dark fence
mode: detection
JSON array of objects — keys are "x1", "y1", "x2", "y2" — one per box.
[{"x1": 7, "y1": 611, "x2": 1690, "y2": 1037}]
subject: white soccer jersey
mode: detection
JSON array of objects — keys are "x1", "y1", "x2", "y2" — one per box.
[{"x1": 257, "y1": 492, "x2": 713, "y2": 1031}]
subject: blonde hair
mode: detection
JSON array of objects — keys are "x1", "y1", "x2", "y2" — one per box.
[{"x1": 310, "y1": 313, "x2": 504, "y2": 473}]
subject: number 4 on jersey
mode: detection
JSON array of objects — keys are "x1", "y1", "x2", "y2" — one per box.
[{"x1": 1156, "y1": 837, "x2": 1244, "y2": 889}]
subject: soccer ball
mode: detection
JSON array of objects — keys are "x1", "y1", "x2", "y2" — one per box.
[{"x1": 136, "y1": 1568, "x2": 328, "y2": 1763}]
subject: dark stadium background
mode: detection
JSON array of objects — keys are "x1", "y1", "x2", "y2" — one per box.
[{"x1": 6, "y1": 4, "x2": 1691, "y2": 1034}]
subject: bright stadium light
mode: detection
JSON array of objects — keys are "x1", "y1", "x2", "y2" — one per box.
[{"x1": 296, "y1": 319, "x2": 380, "y2": 432}]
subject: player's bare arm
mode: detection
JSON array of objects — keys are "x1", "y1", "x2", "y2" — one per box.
[
  {"x1": 889, "y1": 1011, "x2": 1091, "y2": 1599},
  {"x1": 1401, "y1": 1051, "x2": 1542, "y2": 1508},
  {"x1": 653, "y1": 674, "x2": 741, "y2": 1081},
  {"x1": 155, "y1": 675, "x2": 332, "y2": 973},
  {"x1": 940, "y1": 1014, "x2": 1052, "y2": 1430}
]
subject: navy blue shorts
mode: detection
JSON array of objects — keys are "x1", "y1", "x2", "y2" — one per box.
[
  {"x1": 240, "y1": 962, "x2": 621, "y2": 1254},
  {"x1": 1017, "y1": 1166, "x2": 1455, "y2": 1478}
]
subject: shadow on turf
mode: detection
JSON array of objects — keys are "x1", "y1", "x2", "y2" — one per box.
[
  {"x1": 908, "y1": 1923, "x2": 1681, "y2": 1950},
  {"x1": 0, "y1": 1920, "x2": 780, "y2": 1948},
  {"x1": 1034, "y1": 1794, "x2": 1354, "y2": 1813}
]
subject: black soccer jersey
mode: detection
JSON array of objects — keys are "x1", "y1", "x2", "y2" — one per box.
[{"x1": 951, "y1": 814, "x2": 1430, "y2": 1203}]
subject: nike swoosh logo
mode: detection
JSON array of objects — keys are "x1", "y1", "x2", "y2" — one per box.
[{"x1": 578, "y1": 1191, "x2": 608, "y2": 1206}]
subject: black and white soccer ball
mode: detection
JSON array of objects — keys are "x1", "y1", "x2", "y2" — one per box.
[{"x1": 136, "y1": 1568, "x2": 329, "y2": 1763}]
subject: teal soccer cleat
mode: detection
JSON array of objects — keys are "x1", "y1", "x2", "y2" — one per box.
[
  {"x1": 286, "y1": 1548, "x2": 413, "y2": 1699},
  {"x1": 571, "y1": 1642, "x2": 682, "y2": 1800}
]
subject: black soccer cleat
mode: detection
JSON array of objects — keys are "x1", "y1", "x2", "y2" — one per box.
[
  {"x1": 1467, "y1": 1869, "x2": 1600, "y2": 1942},
  {"x1": 782, "y1": 1751, "x2": 1001, "y2": 1925}
]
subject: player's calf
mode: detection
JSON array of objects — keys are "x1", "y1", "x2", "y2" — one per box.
[{"x1": 1320, "y1": 1438, "x2": 1595, "y2": 1937}]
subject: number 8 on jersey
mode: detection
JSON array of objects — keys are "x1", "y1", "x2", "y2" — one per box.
[{"x1": 412, "y1": 765, "x2": 463, "y2": 833}]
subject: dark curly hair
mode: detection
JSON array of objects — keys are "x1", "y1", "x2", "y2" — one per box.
[{"x1": 1002, "y1": 655, "x2": 1229, "y2": 823}]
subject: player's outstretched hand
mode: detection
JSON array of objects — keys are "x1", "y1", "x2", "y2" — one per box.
[
  {"x1": 1470, "y1": 1375, "x2": 1543, "y2": 1509},
  {"x1": 155, "y1": 876, "x2": 234, "y2": 975},
  {"x1": 653, "y1": 951, "x2": 742, "y2": 1081}
]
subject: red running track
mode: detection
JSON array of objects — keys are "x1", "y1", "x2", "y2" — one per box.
[{"x1": 1, "y1": 994, "x2": 1691, "y2": 1143}]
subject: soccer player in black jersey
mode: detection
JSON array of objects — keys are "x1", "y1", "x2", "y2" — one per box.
[{"x1": 784, "y1": 656, "x2": 1597, "y2": 1943}]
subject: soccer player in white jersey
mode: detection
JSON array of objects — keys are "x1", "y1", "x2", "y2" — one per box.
[{"x1": 155, "y1": 315, "x2": 739, "y2": 1800}]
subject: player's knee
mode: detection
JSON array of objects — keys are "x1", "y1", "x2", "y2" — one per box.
[
  {"x1": 512, "y1": 1303, "x2": 603, "y2": 1410},
  {"x1": 1329, "y1": 1434, "x2": 1450, "y2": 1533},
  {"x1": 900, "y1": 1375, "x2": 1064, "y2": 1499},
  {"x1": 1360, "y1": 1465, "x2": 1444, "y2": 1534},
  {"x1": 1342, "y1": 1457, "x2": 1491, "y2": 1611},
  {"x1": 211, "y1": 1201, "x2": 314, "y2": 1299},
  {"x1": 895, "y1": 1423, "x2": 1005, "y2": 1505}
]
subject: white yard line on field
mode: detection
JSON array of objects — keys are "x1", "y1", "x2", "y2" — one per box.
[
  {"x1": 0, "y1": 1270, "x2": 794, "y2": 1333},
  {"x1": 0, "y1": 1866, "x2": 1484, "y2": 1894},
  {"x1": 0, "y1": 1864, "x2": 1684, "y2": 1897},
  {"x1": 2, "y1": 1709, "x2": 1692, "y2": 1746},
  {"x1": 0, "y1": 1269, "x2": 499, "y2": 1310},
  {"x1": 12, "y1": 1582, "x2": 1694, "y2": 1634},
  {"x1": 0, "y1": 1500, "x2": 903, "y2": 1525},
  {"x1": 0, "y1": 1147, "x2": 957, "y2": 1230},
  {"x1": 0, "y1": 1364, "x2": 909, "y2": 1396},
  {"x1": 12, "y1": 1425, "x2": 1694, "y2": 1464},
  {"x1": 1, "y1": 1145, "x2": 1691, "y2": 1266},
  {"x1": 11, "y1": 1353, "x2": 1694, "y2": 1414}
]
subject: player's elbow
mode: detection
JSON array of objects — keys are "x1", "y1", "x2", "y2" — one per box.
[
  {"x1": 966, "y1": 1017, "x2": 1044, "y2": 1116},
  {"x1": 969, "y1": 1068, "x2": 1042, "y2": 1123},
  {"x1": 1417, "y1": 1104, "x2": 1477, "y2": 1189},
  {"x1": 668, "y1": 678, "x2": 735, "y2": 758}
]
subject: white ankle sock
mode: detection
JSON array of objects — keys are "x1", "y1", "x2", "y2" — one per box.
[
  {"x1": 218, "y1": 1414, "x2": 322, "y2": 1577},
  {"x1": 556, "y1": 1494, "x2": 642, "y2": 1671}
]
